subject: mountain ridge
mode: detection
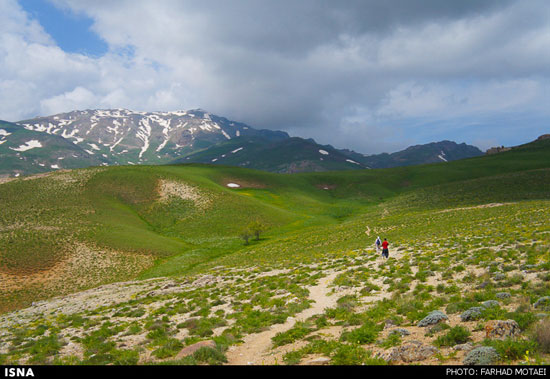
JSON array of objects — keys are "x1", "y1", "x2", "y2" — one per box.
[{"x1": 0, "y1": 108, "x2": 493, "y2": 176}]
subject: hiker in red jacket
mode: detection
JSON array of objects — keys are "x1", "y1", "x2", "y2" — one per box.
[{"x1": 381, "y1": 238, "x2": 389, "y2": 259}]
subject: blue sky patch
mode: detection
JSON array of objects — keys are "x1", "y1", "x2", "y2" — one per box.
[{"x1": 19, "y1": 0, "x2": 108, "y2": 57}]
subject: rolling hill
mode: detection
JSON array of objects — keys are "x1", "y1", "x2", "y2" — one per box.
[{"x1": 176, "y1": 136, "x2": 368, "y2": 172}]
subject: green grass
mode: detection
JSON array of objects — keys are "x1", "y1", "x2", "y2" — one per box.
[{"x1": 0, "y1": 139, "x2": 550, "y2": 365}]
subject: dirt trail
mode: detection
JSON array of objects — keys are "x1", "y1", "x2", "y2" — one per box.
[
  {"x1": 225, "y1": 271, "x2": 341, "y2": 365},
  {"x1": 225, "y1": 249, "x2": 404, "y2": 365}
]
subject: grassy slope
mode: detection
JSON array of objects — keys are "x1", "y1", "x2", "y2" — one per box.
[{"x1": 0, "y1": 140, "x2": 549, "y2": 313}]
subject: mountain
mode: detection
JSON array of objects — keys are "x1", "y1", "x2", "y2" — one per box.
[
  {"x1": 181, "y1": 137, "x2": 483, "y2": 173},
  {"x1": 8, "y1": 108, "x2": 483, "y2": 176},
  {"x1": 340, "y1": 140, "x2": 484, "y2": 168},
  {"x1": 16, "y1": 108, "x2": 288, "y2": 167},
  {"x1": 176, "y1": 136, "x2": 367, "y2": 173},
  {"x1": 0, "y1": 120, "x2": 102, "y2": 177}
]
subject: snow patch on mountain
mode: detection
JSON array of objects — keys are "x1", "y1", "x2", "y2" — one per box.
[
  {"x1": 10, "y1": 140, "x2": 43, "y2": 152},
  {"x1": 136, "y1": 118, "x2": 152, "y2": 159}
]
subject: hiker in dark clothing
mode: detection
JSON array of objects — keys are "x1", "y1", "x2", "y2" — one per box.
[{"x1": 381, "y1": 238, "x2": 389, "y2": 259}]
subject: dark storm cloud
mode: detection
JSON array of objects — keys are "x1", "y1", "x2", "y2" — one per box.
[{"x1": 5, "y1": 0, "x2": 550, "y2": 153}]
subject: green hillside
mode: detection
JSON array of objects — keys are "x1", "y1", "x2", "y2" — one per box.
[
  {"x1": 0, "y1": 138, "x2": 549, "y2": 365},
  {"x1": 1, "y1": 139, "x2": 548, "y2": 310},
  {"x1": 177, "y1": 136, "x2": 368, "y2": 172}
]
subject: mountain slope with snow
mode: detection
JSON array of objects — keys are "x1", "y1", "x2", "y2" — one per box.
[
  {"x1": 1, "y1": 109, "x2": 485, "y2": 177},
  {"x1": 0, "y1": 120, "x2": 102, "y2": 177},
  {"x1": 17, "y1": 109, "x2": 288, "y2": 168}
]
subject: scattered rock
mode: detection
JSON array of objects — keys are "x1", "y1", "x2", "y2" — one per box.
[
  {"x1": 418, "y1": 310, "x2": 448, "y2": 327},
  {"x1": 495, "y1": 292, "x2": 511, "y2": 299},
  {"x1": 175, "y1": 340, "x2": 216, "y2": 359},
  {"x1": 384, "y1": 319, "x2": 397, "y2": 329},
  {"x1": 389, "y1": 328, "x2": 411, "y2": 337},
  {"x1": 485, "y1": 320, "x2": 521, "y2": 340},
  {"x1": 463, "y1": 346, "x2": 500, "y2": 365},
  {"x1": 493, "y1": 273, "x2": 506, "y2": 281},
  {"x1": 453, "y1": 343, "x2": 474, "y2": 352},
  {"x1": 304, "y1": 357, "x2": 331, "y2": 365},
  {"x1": 384, "y1": 341, "x2": 439, "y2": 363},
  {"x1": 192, "y1": 275, "x2": 219, "y2": 287}
]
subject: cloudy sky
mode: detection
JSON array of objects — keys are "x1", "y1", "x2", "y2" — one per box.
[{"x1": 1, "y1": 0, "x2": 549, "y2": 153}]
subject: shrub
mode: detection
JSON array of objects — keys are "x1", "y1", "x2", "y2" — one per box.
[
  {"x1": 434, "y1": 326, "x2": 471, "y2": 347},
  {"x1": 272, "y1": 322, "x2": 313, "y2": 347},
  {"x1": 152, "y1": 338, "x2": 183, "y2": 359},
  {"x1": 482, "y1": 300, "x2": 500, "y2": 309},
  {"x1": 463, "y1": 346, "x2": 500, "y2": 365},
  {"x1": 533, "y1": 318, "x2": 550, "y2": 353},
  {"x1": 378, "y1": 332, "x2": 401, "y2": 348},
  {"x1": 341, "y1": 321, "x2": 381, "y2": 344},
  {"x1": 446, "y1": 301, "x2": 478, "y2": 315},
  {"x1": 193, "y1": 347, "x2": 227, "y2": 365},
  {"x1": 331, "y1": 344, "x2": 385, "y2": 365},
  {"x1": 460, "y1": 307, "x2": 484, "y2": 322},
  {"x1": 483, "y1": 338, "x2": 538, "y2": 362},
  {"x1": 534, "y1": 297, "x2": 550, "y2": 311},
  {"x1": 418, "y1": 310, "x2": 448, "y2": 327},
  {"x1": 506, "y1": 311, "x2": 537, "y2": 331}
]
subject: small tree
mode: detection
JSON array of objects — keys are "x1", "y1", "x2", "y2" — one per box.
[
  {"x1": 248, "y1": 220, "x2": 266, "y2": 241},
  {"x1": 239, "y1": 227, "x2": 252, "y2": 245}
]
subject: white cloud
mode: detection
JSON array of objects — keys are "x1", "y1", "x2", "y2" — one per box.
[{"x1": 1, "y1": 0, "x2": 549, "y2": 152}]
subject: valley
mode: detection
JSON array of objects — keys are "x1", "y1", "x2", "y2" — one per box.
[{"x1": 0, "y1": 138, "x2": 549, "y2": 365}]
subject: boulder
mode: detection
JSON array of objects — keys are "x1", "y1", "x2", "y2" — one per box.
[
  {"x1": 485, "y1": 320, "x2": 521, "y2": 340},
  {"x1": 384, "y1": 341, "x2": 439, "y2": 363}
]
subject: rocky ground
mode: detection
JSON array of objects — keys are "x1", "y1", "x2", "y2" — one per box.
[{"x1": 1, "y1": 239, "x2": 548, "y2": 366}]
